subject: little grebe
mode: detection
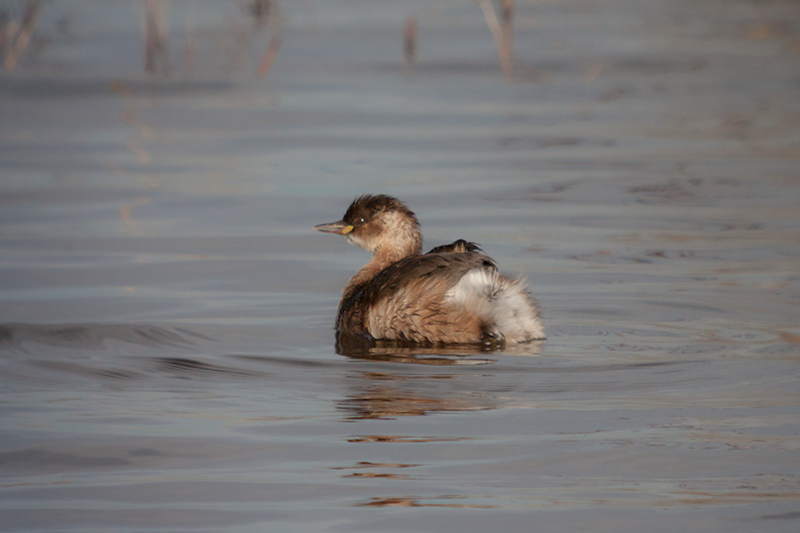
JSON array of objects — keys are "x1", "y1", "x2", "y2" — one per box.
[{"x1": 315, "y1": 194, "x2": 545, "y2": 345}]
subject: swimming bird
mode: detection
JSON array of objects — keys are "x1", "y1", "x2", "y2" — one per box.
[{"x1": 315, "y1": 194, "x2": 545, "y2": 345}]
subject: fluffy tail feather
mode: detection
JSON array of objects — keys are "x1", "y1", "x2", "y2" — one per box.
[{"x1": 445, "y1": 269, "x2": 546, "y2": 343}]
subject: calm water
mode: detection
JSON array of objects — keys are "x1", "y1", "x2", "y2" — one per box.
[{"x1": 1, "y1": 0, "x2": 799, "y2": 531}]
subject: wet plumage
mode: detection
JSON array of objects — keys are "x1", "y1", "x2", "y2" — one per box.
[{"x1": 315, "y1": 194, "x2": 545, "y2": 345}]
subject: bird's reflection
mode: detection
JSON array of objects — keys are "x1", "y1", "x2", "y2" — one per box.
[
  {"x1": 337, "y1": 378, "x2": 491, "y2": 420},
  {"x1": 336, "y1": 331, "x2": 543, "y2": 362},
  {"x1": 334, "y1": 332, "x2": 543, "y2": 420},
  {"x1": 335, "y1": 331, "x2": 503, "y2": 365}
]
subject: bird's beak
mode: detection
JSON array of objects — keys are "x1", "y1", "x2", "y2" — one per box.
[{"x1": 314, "y1": 220, "x2": 354, "y2": 235}]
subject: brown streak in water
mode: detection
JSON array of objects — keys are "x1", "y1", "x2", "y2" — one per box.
[
  {"x1": 120, "y1": 197, "x2": 151, "y2": 229},
  {"x1": 780, "y1": 332, "x2": 800, "y2": 344},
  {"x1": 358, "y1": 496, "x2": 495, "y2": 508},
  {"x1": 403, "y1": 16, "x2": 417, "y2": 68},
  {"x1": 347, "y1": 435, "x2": 467, "y2": 443},
  {"x1": 585, "y1": 61, "x2": 605, "y2": 82},
  {"x1": 3, "y1": 0, "x2": 42, "y2": 70},
  {"x1": 331, "y1": 461, "x2": 421, "y2": 470},
  {"x1": 361, "y1": 372, "x2": 452, "y2": 381},
  {"x1": 345, "y1": 472, "x2": 409, "y2": 479},
  {"x1": 358, "y1": 497, "x2": 417, "y2": 508},
  {"x1": 255, "y1": 34, "x2": 283, "y2": 79}
]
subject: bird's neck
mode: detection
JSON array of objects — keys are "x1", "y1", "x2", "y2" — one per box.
[{"x1": 343, "y1": 243, "x2": 418, "y2": 298}]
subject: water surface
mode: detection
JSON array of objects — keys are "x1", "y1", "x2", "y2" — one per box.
[{"x1": 1, "y1": 0, "x2": 799, "y2": 531}]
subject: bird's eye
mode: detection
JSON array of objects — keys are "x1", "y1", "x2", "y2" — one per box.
[{"x1": 356, "y1": 217, "x2": 366, "y2": 225}]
